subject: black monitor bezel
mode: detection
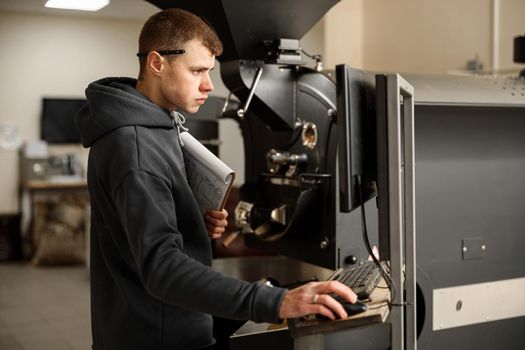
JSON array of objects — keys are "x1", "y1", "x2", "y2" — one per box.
[
  {"x1": 41, "y1": 97, "x2": 86, "y2": 144},
  {"x1": 335, "y1": 64, "x2": 378, "y2": 213}
]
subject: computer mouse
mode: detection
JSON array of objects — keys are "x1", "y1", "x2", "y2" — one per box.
[
  {"x1": 340, "y1": 300, "x2": 368, "y2": 316},
  {"x1": 316, "y1": 300, "x2": 368, "y2": 320}
]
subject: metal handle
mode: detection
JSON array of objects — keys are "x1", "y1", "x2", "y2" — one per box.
[{"x1": 237, "y1": 67, "x2": 264, "y2": 118}]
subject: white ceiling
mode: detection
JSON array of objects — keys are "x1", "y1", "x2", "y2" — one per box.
[{"x1": 0, "y1": 0, "x2": 160, "y2": 21}]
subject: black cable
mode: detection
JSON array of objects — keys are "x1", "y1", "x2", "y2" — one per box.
[
  {"x1": 356, "y1": 174, "x2": 398, "y2": 309},
  {"x1": 366, "y1": 304, "x2": 389, "y2": 311}
]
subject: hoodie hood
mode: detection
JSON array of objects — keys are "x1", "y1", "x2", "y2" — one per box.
[{"x1": 75, "y1": 77, "x2": 173, "y2": 147}]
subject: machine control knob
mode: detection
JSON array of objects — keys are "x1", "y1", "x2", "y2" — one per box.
[
  {"x1": 345, "y1": 255, "x2": 358, "y2": 265},
  {"x1": 266, "y1": 149, "x2": 308, "y2": 175}
]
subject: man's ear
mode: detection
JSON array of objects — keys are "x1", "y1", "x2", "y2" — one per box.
[{"x1": 147, "y1": 52, "x2": 164, "y2": 77}]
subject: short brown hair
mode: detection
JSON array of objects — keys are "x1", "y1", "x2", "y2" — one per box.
[{"x1": 137, "y1": 8, "x2": 223, "y2": 79}]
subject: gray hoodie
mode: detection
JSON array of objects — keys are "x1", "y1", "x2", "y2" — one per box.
[{"x1": 76, "y1": 77, "x2": 286, "y2": 350}]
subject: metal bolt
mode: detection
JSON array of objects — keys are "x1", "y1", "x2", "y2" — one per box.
[
  {"x1": 481, "y1": 245, "x2": 486, "y2": 251},
  {"x1": 320, "y1": 240, "x2": 328, "y2": 250},
  {"x1": 463, "y1": 246, "x2": 468, "y2": 252}
]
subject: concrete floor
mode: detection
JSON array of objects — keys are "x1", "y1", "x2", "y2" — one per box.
[{"x1": 0, "y1": 262, "x2": 91, "y2": 350}]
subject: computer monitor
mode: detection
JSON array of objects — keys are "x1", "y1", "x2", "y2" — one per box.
[
  {"x1": 335, "y1": 65, "x2": 378, "y2": 213},
  {"x1": 41, "y1": 98, "x2": 86, "y2": 144}
]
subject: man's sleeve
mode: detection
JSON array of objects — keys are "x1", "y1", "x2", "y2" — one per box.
[{"x1": 113, "y1": 170, "x2": 286, "y2": 323}]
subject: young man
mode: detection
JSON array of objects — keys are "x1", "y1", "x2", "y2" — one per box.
[{"x1": 76, "y1": 8, "x2": 357, "y2": 349}]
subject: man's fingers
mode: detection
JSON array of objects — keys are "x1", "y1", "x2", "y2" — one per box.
[
  {"x1": 205, "y1": 222, "x2": 225, "y2": 234},
  {"x1": 313, "y1": 294, "x2": 348, "y2": 319},
  {"x1": 291, "y1": 299, "x2": 336, "y2": 320},
  {"x1": 206, "y1": 209, "x2": 228, "y2": 220},
  {"x1": 310, "y1": 304, "x2": 336, "y2": 320},
  {"x1": 312, "y1": 281, "x2": 357, "y2": 303},
  {"x1": 204, "y1": 210, "x2": 228, "y2": 239},
  {"x1": 205, "y1": 215, "x2": 228, "y2": 228},
  {"x1": 205, "y1": 210, "x2": 227, "y2": 240}
]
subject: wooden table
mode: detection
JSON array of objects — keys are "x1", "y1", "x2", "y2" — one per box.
[{"x1": 20, "y1": 179, "x2": 88, "y2": 258}]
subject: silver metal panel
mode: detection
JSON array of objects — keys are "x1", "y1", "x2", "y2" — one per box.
[
  {"x1": 386, "y1": 74, "x2": 404, "y2": 350},
  {"x1": 403, "y1": 74, "x2": 525, "y2": 107},
  {"x1": 433, "y1": 278, "x2": 525, "y2": 330},
  {"x1": 385, "y1": 74, "x2": 416, "y2": 350},
  {"x1": 401, "y1": 76, "x2": 417, "y2": 350}
]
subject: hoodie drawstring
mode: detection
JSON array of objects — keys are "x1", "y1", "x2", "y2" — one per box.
[{"x1": 170, "y1": 111, "x2": 189, "y2": 146}]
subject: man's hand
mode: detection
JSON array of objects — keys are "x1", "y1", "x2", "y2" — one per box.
[
  {"x1": 278, "y1": 281, "x2": 357, "y2": 320},
  {"x1": 205, "y1": 209, "x2": 228, "y2": 240}
]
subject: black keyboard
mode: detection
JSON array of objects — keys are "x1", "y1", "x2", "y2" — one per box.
[{"x1": 335, "y1": 261, "x2": 385, "y2": 300}]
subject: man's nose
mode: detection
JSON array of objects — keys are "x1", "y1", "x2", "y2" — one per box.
[{"x1": 201, "y1": 74, "x2": 214, "y2": 92}]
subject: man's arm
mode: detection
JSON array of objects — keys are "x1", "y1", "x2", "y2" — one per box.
[
  {"x1": 113, "y1": 170, "x2": 285, "y2": 323},
  {"x1": 204, "y1": 210, "x2": 358, "y2": 320},
  {"x1": 203, "y1": 211, "x2": 359, "y2": 320},
  {"x1": 114, "y1": 171, "x2": 357, "y2": 321}
]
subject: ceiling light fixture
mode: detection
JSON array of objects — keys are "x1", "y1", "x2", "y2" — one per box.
[{"x1": 45, "y1": 0, "x2": 110, "y2": 12}]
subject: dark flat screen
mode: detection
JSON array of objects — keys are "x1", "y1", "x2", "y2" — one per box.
[
  {"x1": 41, "y1": 98, "x2": 86, "y2": 143},
  {"x1": 335, "y1": 65, "x2": 377, "y2": 212}
]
